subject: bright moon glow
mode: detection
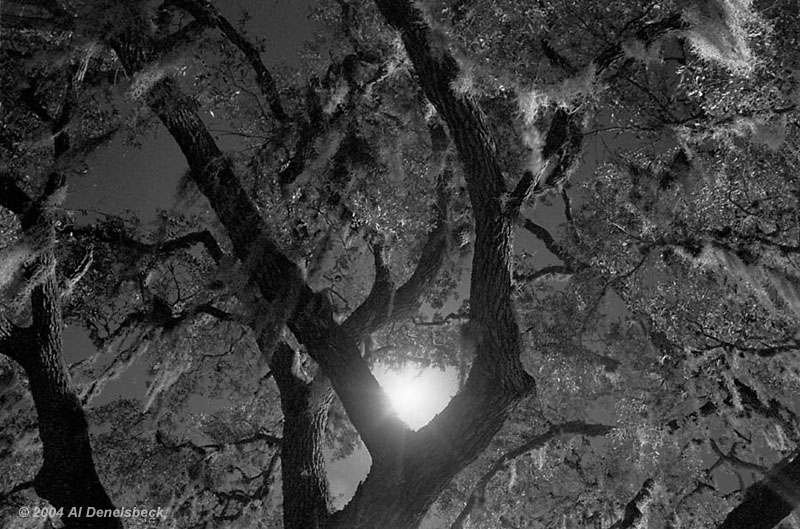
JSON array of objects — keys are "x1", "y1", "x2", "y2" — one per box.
[{"x1": 374, "y1": 362, "x2": 458, "y2": 430}]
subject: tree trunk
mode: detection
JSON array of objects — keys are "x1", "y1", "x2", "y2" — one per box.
[
  {"x1": 717, "y1": 450, "x2": 800, "y2": 529},
  {"x1": 106, "y1": 9, "x2": 534, "y2": 527},
  {"x1": 270, "y1": 342, "x2": 333, "y2": 529},
  {"x1": 0, "y1": 207, "x2": 121, "y2": 528},
  {"x1": 20, "y1": 284, "x2": 121, "y2": 529}
]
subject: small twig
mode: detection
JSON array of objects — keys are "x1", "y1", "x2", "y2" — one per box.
[{"x1": 0, "y1": 480, "x2": 34, "y2": 506}]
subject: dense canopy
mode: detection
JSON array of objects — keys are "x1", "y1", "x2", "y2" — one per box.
[{"x1": 2, "y1": 0, "x2": 800, "y2": 528}]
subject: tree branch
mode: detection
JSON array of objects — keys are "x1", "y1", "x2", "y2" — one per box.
[
  {"x1": 608, "y1": 478, "x2": 656, "y2": 529},
  {"x1": 0, "y1": 1, "x2": 74, "y2": 33},
  {"x1": 172, "y1": 0, "x2": 288, "y2": 123},
  {"x1": 593, "y1": 14, "x2": 686, "y2": 75},
  {"x1": 520, "y1": 217, "x2": 585, "y2": 275},
  {"x1": 413, "y1": 311, "x2": 468, "y2": 327},
  {"x1": 385, "y1": 129, "x2": 452, "y2": 320},
  {"x1": 76, "y1": 225, "x2": 224, "y2": 264},
  {"x1": 341, "y1": 238, "x2": 395, "y2": 341},
  {"x1": 156, "y1": 429, "x2": 281, "y2": 456},
  {"x1": 61, "y1": 245, "x2": 93, "y2": 299},
  {"x1": 324, "y1": 3, "x2": 538, "y2": 526},
  {"x1": 521, "y1": 217, "x2": 569, "y2": 261},
  {"x1": 450, "y1": 421, "x2": 615, "y2": 529},
  {"x1": 532, "y1": 108, "x2": 583, "y2": 198},
  {"x1": 506, "y1": 170, "x2": 538, "y2": 214},
  {"x1": 109, "y1": 32, "x2": 412, "y2": 468},
  {"x1": 710, "y1": 439, "x2": 768, "y2": 474},
  {"x1": 561, "y1": 188, "x2": 575, "y2": 224},
  {"x1": 373, "y1": 0, "x2": 533, "y2": 390},
  {"x1": 717, "y1": 449, "x2": 800, "y2": 529},
  {"x1": 267, "y1": 340, "x2": 333, "y2": 528},
  {"x1": 515, "y1": 264, "x2": 575, "y2": 284},
  {"x1": 343, "y1": 126, "x2": 452, "y2": 339},
  {"x1": 0, "y1": 480, "x2": 34, "y2": 506}
]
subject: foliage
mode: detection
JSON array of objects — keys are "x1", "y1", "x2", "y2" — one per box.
[{"x1": 2, "y1": 0, "x2": 800, "y2": 528}]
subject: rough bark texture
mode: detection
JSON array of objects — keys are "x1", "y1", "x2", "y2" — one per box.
[
  {"x1": 102, "y1": 8, "x2": 471, "y2": 525},
  {"x1": 169, "y1": 0, "x2": 288, "y2": 123},
  {"x1": 103, "y1": 0, "x2": 541, "y2": 524},
  {"x1": 21, "y1": 281, "x2": 121, "y2": 529},
  {"x1": 0, "y1": 191, "x2": 120, "y2": 528},
  {"x1": 314, "y1": 2, "x2": 537, "y2": 528},
  {"x1": 8, "y1": 3, "x2": 797, "y2": 528},
  {"x1": 717, "y1": 450, "x2": 800, "y2": 529},
  {"x1": 0, "y1": 63, "x2": 121, "y2": 524},
  {"x1": 269, "y1": 341, "x2": 333, "y2": 529},
  {"x1": 609, "y1": 479, "x2": 655, "y2": 529}
]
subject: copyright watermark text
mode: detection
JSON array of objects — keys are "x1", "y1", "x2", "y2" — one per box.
[{"x1": 19, "y1": 505, "x2": 166, "y2": 520}]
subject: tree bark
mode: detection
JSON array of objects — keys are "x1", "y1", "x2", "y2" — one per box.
[
  {"x1": 0, "y1": 192, "x2": 121, "y2": 528},
  {"x1": 608, "y1": 479, "x2": 656, "y2": 529},
  {"x1": 21, "y1": 282, "x2": 121, "y2": 529},
  {"x1": 717, "y1": 450, "x2": 800, "y2": 529},
  {"x1": 0, "y1": 61, "x2": 121, "y2": 523},
  {"x1": 315, "y1": 2, "x2": 538, "y2": 527},
  {"x1": 269, "y1": 341, "x2": 333, "y2": 529},
  {"x1": 106, "y1": 2, "x2": 537, "y2": 525}
]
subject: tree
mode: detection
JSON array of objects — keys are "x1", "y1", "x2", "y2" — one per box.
[
  {"x1": 2, "y1": 0, "x2": 800, "y2": 528},
  {"x1": 0, "y1": 26, "x2": 121, "y2": 527}
]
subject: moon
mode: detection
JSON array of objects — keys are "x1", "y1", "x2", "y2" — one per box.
[{"x1": 375, "y1": 363, "x2": 458, "y2": 430}]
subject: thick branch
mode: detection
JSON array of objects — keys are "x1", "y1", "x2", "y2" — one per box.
[
  {"x1": 76, "y1": 225, "x2": 224, "y2": 263},
  {"x1": 717, "y1": 449, "x2": 800, "y2": 529},
  {"x1": 515, "y1": 265, "x2": 575, "y2": 284},
  {"x1": 0, "y1": 480, "x2": 34, "y2": 506},
  {"x1": 507, "y1": 169, "x2": 537, "y2": 213},
  {"x1": 341, "y1": 239, "x2": 395, "y2": 341},
  {"x1": 531, "y1": 108, "x2": 583, "y2": 197},
  {"x1": 13, "y1": 237, "x2": 121, "y2": 529},
  {"x1": 289, "y1": 299, "x2": 411, "y2": 459},
  {"x1": 373, "y1": 0, "x2": 533, "y2": 392},
  {"x1": 609, "y1": 478, "x2": 656, "y2": 529},
  {"x1": 110, "y1": 35, "x2": 409, "y2": 467},
  {"x1": 172, "y1": 0, "x2": 288, "y2": 123},
  {"x1": 346, "y1": 165, "x2": 452, "y2": 340},
  {"x1": 521, "y1": 217, "x2": 570, "y2": 262},
  {"x1": 710, "y1": 440, "x2": 768, "y2": 474},
  {"x1": 322, "y1": 3, "x2": 537, "y2": 527}
]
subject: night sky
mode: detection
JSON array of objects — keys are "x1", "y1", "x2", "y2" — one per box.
[
  {"x1": 56, "y1": 4, "x2": 586, "y2": 516},
  {"x1": 65, "y1": 0, "x2": 316, "y2": 221},
  {"x1": 58, "y1": 0, "x2": 407, "y2": 516}
]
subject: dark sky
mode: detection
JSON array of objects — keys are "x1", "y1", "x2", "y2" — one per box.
[
  {"x1": 57, "y1": 5, "x2": 461, "y2": 519},
  {"x1": 60, "y1": 1, "x2": 318, "y2": 404},
  {"x1": 65, "y1": 0, "x2": 316, "y2": 221},
  {"x1": 59, "y1": 0, "x2": 403, "y2": 513}
]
